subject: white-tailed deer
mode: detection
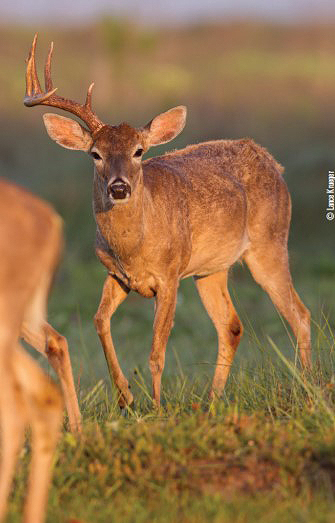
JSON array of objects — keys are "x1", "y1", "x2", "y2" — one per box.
[
  {"x1": 0, "y1": 179, "x2": 65, "y2": 523},
  {"x1": 24, "y1": 35, "x2": 311, "y2": 408}
]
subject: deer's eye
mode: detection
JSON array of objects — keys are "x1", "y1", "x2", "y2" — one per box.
[
  {"x1": 134, "y1": 148, "x2": 143, "y2": 158},
  {"x1": 91, "y1": 151, "x2": 102, "y2": 161}
]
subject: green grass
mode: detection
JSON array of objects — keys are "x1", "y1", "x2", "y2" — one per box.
[{"x1": 6, "y1": 328, "x2": 335, "y2": 523}]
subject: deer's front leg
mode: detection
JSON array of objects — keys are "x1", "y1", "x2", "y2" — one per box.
[
  {"x1": 149, "y1": 285, "x2": 178, "y2": 407},
  {"x1": 94, "y1": 274, "x2": 132, "y2": 407}
]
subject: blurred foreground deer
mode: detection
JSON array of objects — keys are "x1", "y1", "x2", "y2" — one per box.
[
  {"x1": 0, "y1": 179, "x2": 66, "y2": 523},
  {"x1": 24, "y1": 35, "x2": 311, "y2": 408}
]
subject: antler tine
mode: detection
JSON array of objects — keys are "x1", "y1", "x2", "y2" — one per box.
[
  {"x1": 24, "y1": 33, "x2": 58, "y2": 107},
  {"x1": 25, "y1": 33, "x2": 41, "y2": 98},
  {"x1": 24, "y1": 34, "x2": 104, "y2": 133},
  {"x1": 44, "y1": 41, "x2": 54, "y2": 92},
  {"x1": 85, "y1": 82, "x2": 95, "y2": 109}
]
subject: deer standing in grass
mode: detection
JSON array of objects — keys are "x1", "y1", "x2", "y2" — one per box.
[
  {"x1": 0, "y1": 179, "x2": 65, "y2": 523},
  {"x1": 24, "y1": 35, "x2": 311, "y2": 408}
]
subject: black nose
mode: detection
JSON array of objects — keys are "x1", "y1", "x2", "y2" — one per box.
[{"x1": 107, "y1": 179, "x2": 131, "y2": 200}]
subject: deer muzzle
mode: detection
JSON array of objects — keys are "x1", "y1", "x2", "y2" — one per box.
[{"x1": 107, "y1": 179, "x2": 131, "y2": 202}]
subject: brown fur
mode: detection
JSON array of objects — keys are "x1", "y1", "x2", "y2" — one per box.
[
  {"x1": 0, "y1": 181, "x2": 81, "y2": 433},
  {"x1": 0, "y1": 179, "x2": 68, "y2": 523}
]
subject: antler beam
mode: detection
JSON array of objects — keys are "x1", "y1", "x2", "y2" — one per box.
[{"x1": 24, "y1": 33, "x2": 104, "y2": 133}]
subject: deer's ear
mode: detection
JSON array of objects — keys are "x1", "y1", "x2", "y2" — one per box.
[
  {"x1": 43, "y1": 113, "x2": 93, "y2": 151},
  {"x1": 144, "y1": 106, "x2": 187, "y2": 147}
]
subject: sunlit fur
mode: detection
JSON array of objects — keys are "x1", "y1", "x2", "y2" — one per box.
[{"x1": 0, "y1": 180, "x2": 65, "y2": 523}]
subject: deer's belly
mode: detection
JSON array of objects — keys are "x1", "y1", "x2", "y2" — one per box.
[{"x1": 181, "y1": 229, "x2": 250, "y2": 278}]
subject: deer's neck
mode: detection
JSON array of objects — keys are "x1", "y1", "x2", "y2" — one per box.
[{"x1": 93, "y1": 173, "x2": 145, "y2": 262}]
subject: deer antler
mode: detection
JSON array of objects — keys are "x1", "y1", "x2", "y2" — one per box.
[{"x1": 24, "y1": 33, "x2": 104, "y2": 133}]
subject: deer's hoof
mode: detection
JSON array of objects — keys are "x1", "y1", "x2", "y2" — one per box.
[{"x1": 118, "y1": 386, "x2": 134, "y2": 409}]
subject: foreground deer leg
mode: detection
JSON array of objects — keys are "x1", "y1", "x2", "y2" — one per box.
[
  {"x1": 13, "y1": 345, "x2": 63, "y2": 523},
  {"x1": 21, "y1": 322, "x2": 81, "y2": 433},
  {"x1": 244, "y1": 245, "x2": 311, "y2": 367},
  {"x1": 94, "y1": 274, "x2": 132, "y2": 407},
  {"x1": 149, "y1": 285, "x2": 178, "y2": 407},
  {"x1": 0, "y1": 356, "x2": 26, "y2": 522},
  {"x1": 0, "y1": 345, "x2": 62, "y2": 523},
  {"x1": 194, "y1": 271, "x2": 243, "y2": 399}
]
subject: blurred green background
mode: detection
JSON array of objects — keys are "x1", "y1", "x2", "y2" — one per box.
[{"x1": 1, "y1": 18, "x2": 334, "y2": 393}]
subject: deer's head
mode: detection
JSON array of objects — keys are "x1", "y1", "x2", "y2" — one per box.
[{"x1": 24, "y1": 34, "x2": 186, "y2": 205}]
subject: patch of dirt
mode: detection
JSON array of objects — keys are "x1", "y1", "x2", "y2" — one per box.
[{"x1": 183, "y1": 456, "x2": 280, "y2": 498}]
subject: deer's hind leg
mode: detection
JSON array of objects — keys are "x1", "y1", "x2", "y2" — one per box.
[
  {"x1": 194, "y1": 271, "x2": 243, "y2": 398},
  {"x1": 243, "y1": 244, "x2": 311, "y2": 367}
]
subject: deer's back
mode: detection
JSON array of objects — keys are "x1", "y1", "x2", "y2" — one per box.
[
  {"x1": 144, "y1": 137, "x2": 291, "y2": 253},
  {"x1": 144, "y1": 138, "x2": 285, "y2": 199}
]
